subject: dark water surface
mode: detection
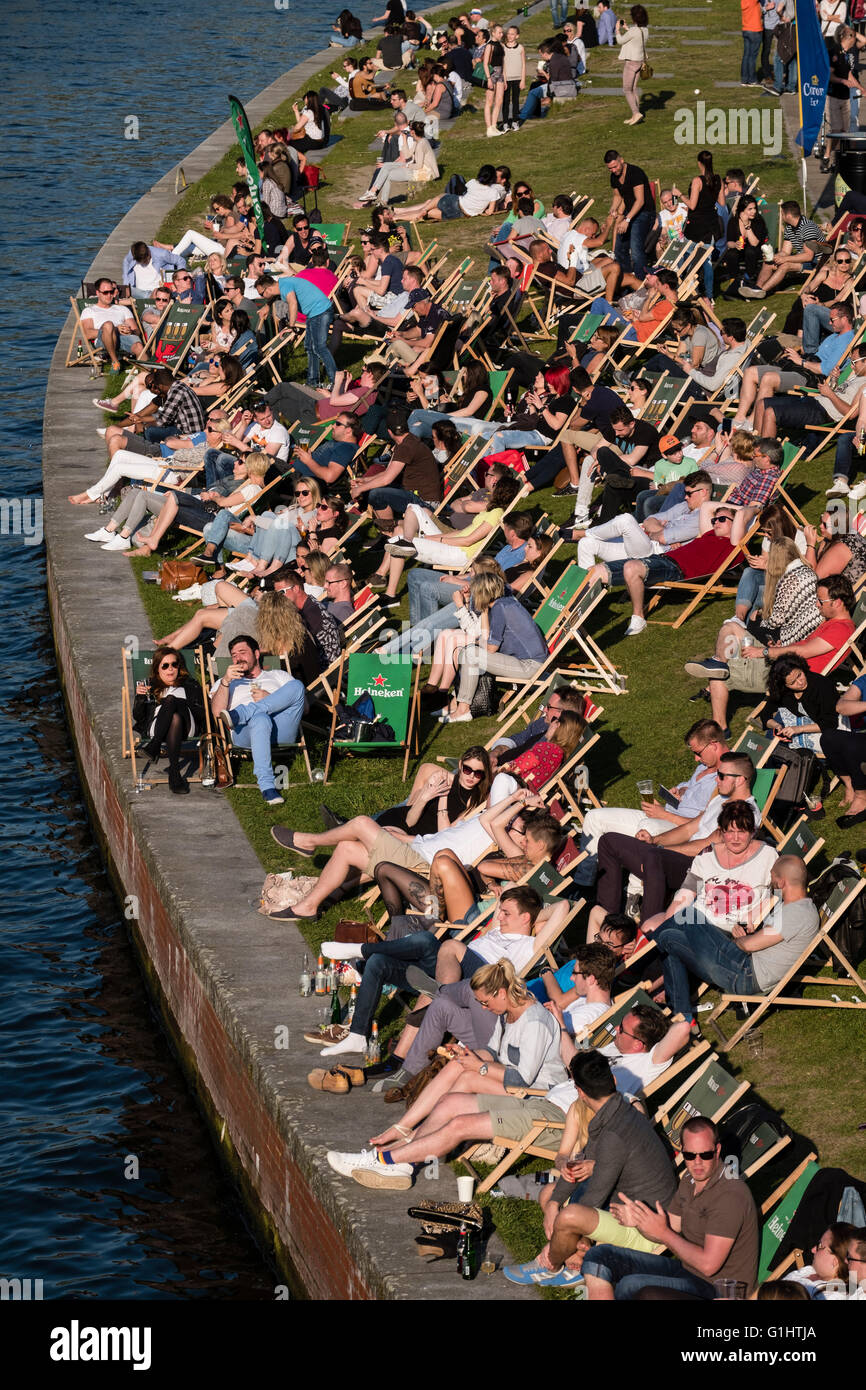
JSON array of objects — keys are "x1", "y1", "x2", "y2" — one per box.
[{"x1": 0, "y1": 0, "x2": 381, "y2": 1300}]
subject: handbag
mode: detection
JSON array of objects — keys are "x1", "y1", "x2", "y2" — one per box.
[
  {"x1": 469, "y1": 672, "x2": 501, "y2": 718},
  {"x1": 259, "y1": 872, "x2": 320, "y2": 915},
  {"x1": 407, "y1": 1199, "x2": 484, "y2": 1235},
  {"x1": 776, "y1": 21, "x2": 796, "y2": 66},
  {"x1": 160, "y1": 560, "x2": 207, "y2": 591},
  {"x1": 334, "y1": 919, "x2": 379, "y2": 944},
  {"x1": 639, "y1": 29, "x2": 653, "y2": 81}
]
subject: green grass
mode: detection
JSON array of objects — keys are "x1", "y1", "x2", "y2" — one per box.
[{"x1": 118, "y1": 6, "x2": 866, "y2": 1197}]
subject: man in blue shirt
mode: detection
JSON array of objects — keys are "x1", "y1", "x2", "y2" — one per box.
[
  {"x1": 734, "y1": 303, "x2": 857, "y2": 435},
  {"x1": 279, "y1": 274, "x2": 338, "y2": 390},
  {"x1": 122, "y1": 241, "x2": 187, "y2": 296},
  {"x1": 283, "y1": 415, "x2": 362, "y2": 484}
]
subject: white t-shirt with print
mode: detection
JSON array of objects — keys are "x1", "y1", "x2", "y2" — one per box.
[{"x1": 245, "y1": 420, "x2": 291, "y2": 462}]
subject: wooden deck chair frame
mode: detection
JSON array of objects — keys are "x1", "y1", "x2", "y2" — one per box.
[
  {"x1": 136, "y1": 301, "x2": 208, "y2": 377},
  {"x1": 705, "y1": 875, "x2": 866, "y2": 1050},
  {"x1": 172, "y1": 470, "x2": 286, "y2": 560},
  {"x1": 66, "y1": 293, "x2": 112, "y2": 371}
]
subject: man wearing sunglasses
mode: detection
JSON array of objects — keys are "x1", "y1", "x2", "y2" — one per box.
[
  {"x1": 582, "y1": 1114, "x2": 759, "y2": 1300},
  {"x1": 168, "y1": 269, "x2": 205, "y2": 305}
]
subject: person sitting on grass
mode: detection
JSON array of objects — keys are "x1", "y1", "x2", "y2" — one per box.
[
  {"x1": 326, "y1": 957, "x2": 567, "y2": 1190},
  {"x1": 503, "y1": 1048, "x2": 679, "y2": 1288},
  {"x1": 395, "y1": 163, "x2": 507, "y2": 222}
]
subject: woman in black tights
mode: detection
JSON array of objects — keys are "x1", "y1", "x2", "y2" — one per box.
[{"x1": 133, "y1": 646, "x2": 205, "y2": 794}]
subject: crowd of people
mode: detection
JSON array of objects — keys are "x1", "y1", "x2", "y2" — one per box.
[{"x1": 68, "y1": 3, "x2": 866, "y2": 1301}]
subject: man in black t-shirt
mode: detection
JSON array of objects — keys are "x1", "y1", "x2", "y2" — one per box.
[
  {"x1": 826, "y1": 28, "x2": 866, "y2": 170},
  {"x1": 604, "y1": 148, "x2": 656, "y2": 287}
]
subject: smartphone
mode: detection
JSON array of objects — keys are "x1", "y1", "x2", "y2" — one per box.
[{"x1": 658, "y1": 785, "x2": 681, "y2": 808}]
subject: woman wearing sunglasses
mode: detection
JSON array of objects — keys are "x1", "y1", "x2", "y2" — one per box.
[
  {"x1": 781, "y1": 245, "x2": 855, "y2": 344},
  {"x1": 132, "y1": 646, "x2": 205, "y2": 794},
  {"x1": 305, "y1": 496, "x2": 349, "y2": 557},
  {"x1": 377, "y1": 745, "x2": 493, "y2": 837}
]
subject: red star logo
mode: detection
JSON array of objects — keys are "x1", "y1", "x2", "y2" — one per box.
[{"x1": 372, "y1": 674, "x2": 386, "y2": 687}]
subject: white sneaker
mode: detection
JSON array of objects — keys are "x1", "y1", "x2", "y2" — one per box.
[
  {"x1": 96, "y1": 427, "x2": 107, "y2": 438},
  {"x1": 571, "y1": 506, "x2": 590, "y2": 525},
  {"x1": 848, "y1": 480, "x2": 866, "y2": 501},
  {"x1": 320, "y1": 1030, "x2": 367, "y2": 1057},
  {"x1": 625, "y1": 615, "x2": 647, "y2": 636},
  {"x1": 227, "y1": 558, "x2": 255, "y2": 573},
  {"x1": 84, "y1": 527, "x2": 113, "y2": 542},
  {"x1": 826, "y1": 477, "x2": 850, "y2": 496},
  {"x1": 327, "y1": 1148, "x2": 413, "y2": 1189},
  {"x1": 101, "y1": 535, "x2": 131, "y2": 551},
  {"x1": 174, "y1": 583, "x2": 203, "y2": 601},
  {"x1": 320, "y1": 941, "x2": 365, "y2": 961},
  {"x1": 486, "y1": 126, "x2": 504, "y2": 137}
]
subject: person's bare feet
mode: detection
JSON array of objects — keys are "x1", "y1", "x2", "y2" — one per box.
[
  {"x1": 129, "y1": 544, "x2": 153, "y2": 556},
  {"x1": 68, "y1": 493, "x2": 94, "y2": 505},
  {"x1": 369, "y1": 1124, "x2": 413, "y2": 1148}
]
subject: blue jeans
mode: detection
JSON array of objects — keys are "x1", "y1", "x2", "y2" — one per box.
[
  {"x1": 735, "y1": 566, "x2": 764, "y2": 617},
  {"x1": 590, "y1": 297, "x2": 638, "y2": 342},
  {"x1": 368, "y1": 486, "x2": 422, "y2": 516},
  {"x1": 582, "y1": 1245, "x2": 717, "y2": 1300},
  {"x1": 802, "y1": 302, "x2": 832, "y2": 357},
  {"x1": 550, "y1": 0, "x2": 568, "y2": 24},
  {"x1": 653, "y1": 910, "x2": 759, "y2": 1022},
  {"x1": 408, "y1": 407, "x2": 461, "y2": 439},
  {"x1": 605, "y1": 552, "x2": 681, "y2": 588},
  {"x1": 202, "y1": 510, "x2": 256, "y2": 556},
  {"x1": 305, "y1": 308, "x2": 336, "y2": 388},
  {"x1": 377, "y1": 601, "x2": 461, "y2": 656},
  {"x1": 741, "y1": 31, "x2": 761, "y2": 84},
  {"x1": 612, "y1": 209, "x2": 655, "y2": 280},
  {"x1": 518, "y1": 84, "x2": 549, "y2": 122},
  {"x1": 253, "y1": 514, "x2": 300, "y2": 565},
  {"x1": 773, "y1": 52, "x2": 796, "y2": 94},
  {"x1": 204, "y1": 447, "x2": 238, "y2": 489},
  {"x1": 408, "y1": 566, "x2": 462, "y2": 626},
  {"x1": 331, "y1": 32, "x2": 359, "y2": 47},
  {"x1": 834, "y1": 431, "x2": 860, "y2": 483},
  {"x1": 228, "y1": 680, "x2": 306, "y2": 794},
  {"x1": 482, "y1": 427, "x2": 547, "y2": 456},
  {"x1": 353, "y1": 930, "x2": 441, "y2": 1037}
]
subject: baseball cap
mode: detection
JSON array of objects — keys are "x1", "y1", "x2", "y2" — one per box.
[
  {"x1": 407, "y1": 287, "x2": 431, "y2": 306},
  {"x1": 659, "y1": 434, "x2": 684, "y2": 455}
]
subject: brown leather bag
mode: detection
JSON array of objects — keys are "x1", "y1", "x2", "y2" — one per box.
[
  {"x1": 334, "y1": 919, "x2": 379, "y2": 944},
  {"x1": 213, "y1": 743, "x2": 233, "y2": 787},
  {"x1": 160, "y1": 560, "x2": 206, "y2": 592}
]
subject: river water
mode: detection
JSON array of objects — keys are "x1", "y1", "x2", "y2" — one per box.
[{"x1": 0, "y1": 0, "x2": 382, "y2": 1300}]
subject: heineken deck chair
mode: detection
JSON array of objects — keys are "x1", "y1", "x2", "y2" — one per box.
[
  {"x1": 705, "y1": 874, "x2": 866, "y2": 1050},
  {"x1": 136, "y1": 301, "x2": 208, "y2": 375},
  {"x1": 322, "y1": 650, "x2": 421, "y2": 783}
]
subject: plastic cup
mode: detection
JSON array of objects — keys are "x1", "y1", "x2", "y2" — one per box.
[
  {"x1": 637, "y1": 779, "x2": 653, "y2": 798},
  {"x1": 713, "y1": 1279, "x2": 745, "y2": 1300},
  {"x1": 457, "y1": 1175, "x2": 475, "y2": 1202}
]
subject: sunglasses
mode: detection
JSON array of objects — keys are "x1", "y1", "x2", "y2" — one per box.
[
  {"x1": 160, "y1": 660, "x2": 179, "y2": 669},
  {"x1": 295, "y1": 490, "x2": 311, "y2": 497},
  {"x1": 461, "y1": 764, "x2": 485, "y2": 778},
  {"x1": 712, "y1": 515, "x2": 733, "y2": 524},
  {"x1": 681, "y1": 1149, "x2": 715, "y2": 1162},
  {"x1": 317, "y1": 502, "x2": 333, "y2": 511}
]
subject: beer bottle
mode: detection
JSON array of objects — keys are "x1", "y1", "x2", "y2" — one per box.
[
  {"x1": 330, "y1": 983, "x2": 341, "y2": 1025},
  {"x1": 314, "y1": 956, "x2": 327, "y2": 995},
  {"x1": 299, "y1": 953, "x2": 312, "y2": 997},
  {"x1": 456, "y1": 1223, "x2": 467, "y2": 1277},
  {"x1": 366, "y1": 1021, "x2": 381, "y2": 1066},
  {"x1": 462, "y1": 1227, "x2": 478, "y2": 1280}
]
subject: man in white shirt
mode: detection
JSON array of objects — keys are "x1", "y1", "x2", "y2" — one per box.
[
  {"x1": 203, "y1": 398, "x2": 291, "y2": 489},
  {"x1": 209, "y1": 634, "x2": 305, "y2": 807},
  {"x1": 81, "y1": 279, "x2": 146, "y2": 372}
]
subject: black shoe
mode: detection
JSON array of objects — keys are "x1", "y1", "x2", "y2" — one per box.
[
  {"x1": 361, "y1": 534, "x2": 387, "y2": 552},
  {"x1": 363, "y1": 1058, "x2": 400, "y2": 1079},
  {"x1": 688, "y1": 687, "x2": 710, "y2": 703},
  {"x1": 142, "y1": 738, "x2": 162, "y2": 761},
  {"x1": 168, "y1": 767, "x2": 190, "y2": 794},
  {"x1": 379, "y1": 594, "x2": 401, "y2": 609},
  {"x1": 320, "y1": 803, "x2": 347, "y2": 830},
  {"x1": 553, "y1": 482, "x2": 580, "y2": 497}
]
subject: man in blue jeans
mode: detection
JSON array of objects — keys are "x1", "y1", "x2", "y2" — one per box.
[
  {"x1": 582, "y1": 1114, "x2": 760, "y2": 1298},
  {"x1": 280, "y1": 273, "x2": 338, "y2": 389},
  {"x1": 210, "y1": 635, "x2": 305, "y2": 808},
  {"x1": 604, "y1": 149, "x2": 655, "y2": 283},
  {"x1": 647, "y1": 854, "x2": 816, "y2": 1024},
  {"x1": 550, "y1": 0, "x2": 568, "y2": 26}
]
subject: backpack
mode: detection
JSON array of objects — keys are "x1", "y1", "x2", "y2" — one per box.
[
  {"x1": 718, "y1": 1100, "x2": 791, "y2": 1170},
  {"x1": 806, "y1": 856, "x2": 866, "y2": 975},
  {"x1": 333, "y1": 689, "x2": 396, "y2": 743}
]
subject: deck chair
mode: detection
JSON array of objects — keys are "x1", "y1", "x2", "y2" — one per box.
[
  {"x1": 773, "y1": 813, "x2": 824, "y2": 864},
  {"x1": 121, "y1": 644, "x2": 207, "y2": 785},
  {"x1": 208, "y1": 653, "x2": 313, "y2": 783},
  {"x1": 321, "y1": 649, "x2": 421, "y2": 782},
  {"x1": 654, "y1": 1052, "x2": 751, "y2": 1157},
  {"x1": 317, "y1": 223, "x2": 351, "y2": 258},
  {"x1": 758, "y1": 1155, "x2": 821, "y2": 1284},
  {"x1": 135, "y1": 301, "x2": 208, "y2": 375},
  {"x1": 66, "y1": 292, "x2": 113, "y2": 370},
  {"x1": 705, "y1": 874, "x2": 866, "y2": 1050}
]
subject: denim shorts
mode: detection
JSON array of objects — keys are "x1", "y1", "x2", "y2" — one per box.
[
  {"x1": 96, "y1": 326, "x2": 139, "y2": 354},
  {"x1": 437, "y1": 194, "x2": 463, "y2": 220}
]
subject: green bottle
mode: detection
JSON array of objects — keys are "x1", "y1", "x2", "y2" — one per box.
[{"x1": 330, "y1": 984, "x2": 341, "y2": 1025}]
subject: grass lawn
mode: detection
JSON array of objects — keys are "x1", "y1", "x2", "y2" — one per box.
[{"x1": 118, "y1": 1, "x2": 866, "y2": 1197}]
